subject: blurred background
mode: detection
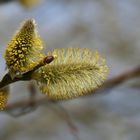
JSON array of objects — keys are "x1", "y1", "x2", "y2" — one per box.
[{"x1": 0, "y1": 0, "x2": 140, "y2": 140}]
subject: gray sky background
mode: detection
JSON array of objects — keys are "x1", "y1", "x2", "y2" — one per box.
[{"x1": 0, "y1": 0, "x2": 140, "y2": 140}]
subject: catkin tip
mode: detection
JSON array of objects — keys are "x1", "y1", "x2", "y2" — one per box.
[{"x1": 4, "y1": 19, "x2": 44, "y2": 77}]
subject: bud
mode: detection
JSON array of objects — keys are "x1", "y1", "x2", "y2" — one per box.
[
  {"x1": 44, "y1": 56, "x2": 55, "y2": 64},
  {"x1": 4, "y1": 19, "x2": 45, "y2": 78},
  {"x1": 32, "y1": 48, "x2": 108, "y2": 100}
]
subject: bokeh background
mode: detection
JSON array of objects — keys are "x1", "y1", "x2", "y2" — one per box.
[{"x1": 0, "y1": 0, "x2": 140, "y2": 140}]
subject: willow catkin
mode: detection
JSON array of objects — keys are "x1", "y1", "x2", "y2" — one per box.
[
  {"x1": 32, "y1": 48, "x2": 108, "y2": 100},
  {"x1": 4, "y1": 19, "x2": 44, "y2": 78},
  {"x1": 0, "y1": 87, "x2": 9, "y2": 111},
  {"x1": 19, "y1": 0, "x2": 40, "y2": 9}
]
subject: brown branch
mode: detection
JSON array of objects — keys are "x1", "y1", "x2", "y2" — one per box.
[
  {"x1": 99, "y1": 65, "x2": 140, "y2": 91},
  {"x1": 4, "y1": 65, "x2": 140, "y2": 112},
  {"x1": 48, "y1": 104, "x2": 80, "y2": 140},
  {"x1": 2, "y1": 65, "x2": 139, "y2": 140},
  {"x1": 0, "y1": 55, "x2": 55, "y2": 89},
  {"x1": 5, "y1": 96, "x2": 48, "y2": 117}
]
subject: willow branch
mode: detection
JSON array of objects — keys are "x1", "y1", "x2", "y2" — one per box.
[
  {"x1": 0, "y1": 56, "x2": 55, "y2": 89},
  {"x1": 99, "y1": 65, "x2": 140, "y2": 91},
  {"x1": 5, "y1": 65, "x2": 140, "y2": 111},
  {"x1": 52, "y1": 104, "x2": 79, "y2": 140}
]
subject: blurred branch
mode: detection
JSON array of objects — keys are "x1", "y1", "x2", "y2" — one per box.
[
  {"x1": 0, "y1": 0, "x2": 41, "y2": 9},
  {"x1": 3, "y1": 65, "x2": 140, "y2": 140},
  {"x1": 0, "y1": 0, "x2": 14, "y2": 4},
  {"x1": 4, "y1": 65, "x2": 140, "y2": 112},
  {"x1": 5, "y1": 90, "x2": 80, "y2": 139},
  {"x1": 99, "y1": 65, "x2": 140, "y2": 91},
  {"x1": 5, "y1": 81, "x2": 38, "y2": 117},
  {"x1": 49, "y1": 104, "x2": 80, "y2": 140}
]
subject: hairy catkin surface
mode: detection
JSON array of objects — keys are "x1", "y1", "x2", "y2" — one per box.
[
  {"x1": 32, "y1": 48, "x2": 108, "y2": 100},
  {"x1": 19, "y1": 0, "x2": 40, "y2": 8},
  {"x1": 0, "y1": 88, "x2": 9, "y2": 111},
  {"x1": 4, "y1": 19, "x2": 44, "y2": 77}
]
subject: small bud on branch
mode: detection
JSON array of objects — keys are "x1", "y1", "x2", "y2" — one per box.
[
  {"x1": 32, "y1": 48, "x2": 108, "y2": 100},
  {"x1": 43, "y1": 56, "x2": 56, "y2": 64},
  {"x1": 0, "y1": 19, "x2": 109, "y2": 111}
]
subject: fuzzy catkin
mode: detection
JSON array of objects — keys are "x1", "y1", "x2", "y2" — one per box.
[
  {"x1": 19, "y1": 0, "x2": 40, "y2": 8},
  {"x1": 0, "y1": 88, "x2": 9, "y2": 111},
  {"x1": 32, "y1": 48, "x2": 108, "y2": 100},
  {"x1": 4, "y1": 19, "x2": 44, "y2": 78}
]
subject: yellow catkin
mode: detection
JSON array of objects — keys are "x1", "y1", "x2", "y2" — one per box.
[
  {"x1": 4, "y1": 19, "x2": 45, "y2": 78},
  {"x1": 0, "y1": 88, "x2": 9, "y2": 111},
  {"x1": 19, "y1": 0, "x2": 40, "y2": 9},
  {"x1": 32, "y1": 48, "x2": 108, "y2": 100}
]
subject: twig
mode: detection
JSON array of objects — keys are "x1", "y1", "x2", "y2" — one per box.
[
  {"x1": 47, "y1": 103, "x2": 80, "y2": 140},
  {"x1": 0, "y1": 55, "x2": 55, "y2": 89},
  {"x1": 98, "y1": 65, "x2": 140, "y2": 91},
  {"x1": 5, "y1": 96, "x2": 48, "y2": 112},
  {"x1": 6, "y1": 81, "x2": 38, "y2": 117},
  {"x1": 2, "y1": 65, "x2": 139, "y2": 139},
  {"x1": 4, "y1": 65, "x2": 140, "y2": 112}
]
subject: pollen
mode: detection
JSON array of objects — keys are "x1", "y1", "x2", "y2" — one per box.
[
  {"x1": 0, "y1": 89, "x2": 8, "y2": 111},
  {"x1": 32, "y1": 48, "x2": 108, "y2": 100},
  {"x1": 4, "y1": 19, "x2": 45, "y2": 77},
  {"x1": 19, "y1": 0, "x2": 40, "y2": 9}
]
